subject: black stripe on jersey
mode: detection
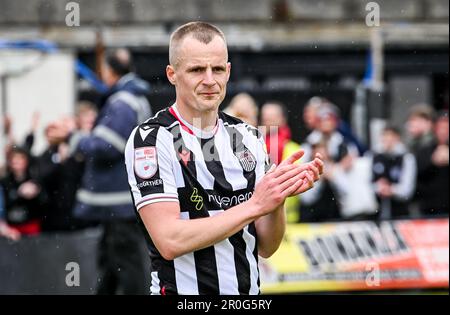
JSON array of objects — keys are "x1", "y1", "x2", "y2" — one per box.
[
  {"x1": 170, "y1": 124, "x2": 221, "y2": 294},
  {"x1": 228, "y1": 230, "x2": 251, "y2": 294},
  {"x1": 199, "y1": 137, "x2": 233, "y2": 192},
  {"x1": 199, "y1": 134, "x2": 252, "y2": 294},
  {"x1": 248, "y1": 221, "x2": 260, "y2": 293},
  {"x1": 146, "y1": 107, "x2": 178, "y2": 127},
  {"x1": 194, "y1": 248, "x2": 220, "y2": 295},
  {"x1": 169, "y1": 124, "x2": 199, "y2": 214},
  {"x1": 133, "y1": 125, "x2": 164, "y2": 196}
]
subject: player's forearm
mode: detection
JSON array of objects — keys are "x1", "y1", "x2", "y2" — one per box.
[
  {"x1": 161, "y1": 201, "x2": 261, "y2": 260},
  {"x1": 255, "y1": 204, "x2": 286, "y2": 258}
]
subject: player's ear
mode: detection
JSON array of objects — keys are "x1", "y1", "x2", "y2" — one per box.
[
  {"x1": 166, "y1": 65, "x2": 176, "y2": 85},
  {"x1": 226, "y1": 62, "x2": 231, "y2": 82}
]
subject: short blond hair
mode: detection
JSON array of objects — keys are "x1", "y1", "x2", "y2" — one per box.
[{"x1": 169, "y1": 21, "x2": 227, "y2": 67}]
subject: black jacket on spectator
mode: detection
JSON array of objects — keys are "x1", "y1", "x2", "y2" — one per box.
[
  {"x1": 37, "y1": 145, "x2": 92, "y2": 231},
  {"x1": 371, "y1": 149, "x2": 416, "y2": 219},
  {"x1": 415, "y1": 141, "x2": 449, "y2": 215}
]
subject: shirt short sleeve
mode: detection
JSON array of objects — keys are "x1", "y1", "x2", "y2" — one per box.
[{"x1": 125, "y1": 125, "x2": 179, "y2": 211}]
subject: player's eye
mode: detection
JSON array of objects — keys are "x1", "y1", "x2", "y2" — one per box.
[
  {"x1": 189, "y1": 67, "x2": 204, "y2": 73},
  {"x1": 213, "y1": 67, "x2": 226, "y2": 73}
]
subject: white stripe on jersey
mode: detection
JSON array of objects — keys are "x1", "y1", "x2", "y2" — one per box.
[
  {"x1": 156, "y1": 128, "x2": 185, "y2": 192},
  {"x1": 242, "y1": 225, "x2": 259, "y2": 295},
  {"x1": 209, "y1": 210, "x2": 240, "y2": 295},
  {"x1": 136, "y1": 193, "x2": 179, "y2": 211},
  {"x1": 174, "y1": 212, "x2": 199, "y2": 295},
  {"x1": 214, "y1": 122, "x2": 249, "y2": 191},
  {"x1": 174, "y1": 252, "x2": 199, "y2": 295}
]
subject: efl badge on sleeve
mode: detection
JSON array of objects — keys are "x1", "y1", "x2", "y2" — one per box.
[
  {"x1": 236, "y1": 148, "x2": 256, "y2": 172},
  {"x1": 134, "y1": 147, "x2": 158, "y2": 179}
]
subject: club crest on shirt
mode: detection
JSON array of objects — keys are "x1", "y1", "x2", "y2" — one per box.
[
  {"x1": 236, "y1": 148, "x2": 256, "y2": 172},
  {"x1": 134, "y1": 147, "x2": 158, "y2": 179}
]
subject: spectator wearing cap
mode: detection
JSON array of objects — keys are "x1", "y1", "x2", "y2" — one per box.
[
  {"x1": 303, "y1": 96, "x2": 366, "y2": 155},
  {"x1": 303, "y1": 104, "x2": 358, "y2": 164}
]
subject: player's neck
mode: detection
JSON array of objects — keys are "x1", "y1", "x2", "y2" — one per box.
[{"x1": 174, "y1": 103, "x2": 218, "y2": 131}]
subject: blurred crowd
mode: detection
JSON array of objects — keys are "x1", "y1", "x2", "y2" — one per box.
[
  {"x1": 1, "y1": 74, "x2": 449, "y2": 242},
  {"x1": 225, "y1": 93, "x2": 449, "y2": 223},
  {"x1": 0, "y1": 102, "x2": 98, "y2": 240},
  {"x1": 1, "y1": 48, "x2": 152, "y2": 295}
]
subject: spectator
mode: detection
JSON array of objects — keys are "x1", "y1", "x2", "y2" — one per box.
[
  {"x1": 304, "y1": 96, "x2": 366, "y2": 155},
  {"x1": 300, "y1": 141, "x2": 342, "y2": 222},
  {"x1": 224, "y1": 93, "x2": 259, "y2": 127},
  {"x1": 300, "y1": 105, "x2": 361, "y2": 222},
  {"x1": 369, "y1": 126, "x2": 417, "y2": 220},
  {"x1": 261, "y1": 101, "x2": 293, "y2": 165},
  {"x1": 415, "y1": 111, "x2": 449, "y2": 216},
  {"x1": 37, "y1": 103, "x2": 98, "y2": 232},
  {"x1": 303, "y1": 96, "x2": 323, "y2": 132},
  {"x1": 303, "y1": 104, "x2": 358, "y2": 163},
  {"x1": 330, "y1": 157, "x2": 379, "y2": 221},
  {"x1": 48, "y1": 48, "x2": 152, "y2": 294},
  {"x1": 261, "y1": 101, "x2": 302, "y2": 222},
  {"x1": 0, "y1": 147, "x2": 46, "y2": 236},
  {"x1": 406, "y1": 104, "x2": 435, "y2": 155}
]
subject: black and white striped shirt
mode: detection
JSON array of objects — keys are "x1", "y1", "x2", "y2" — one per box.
[{"x1": 125, "y1": 105, "x2": 270, "y2": 295}]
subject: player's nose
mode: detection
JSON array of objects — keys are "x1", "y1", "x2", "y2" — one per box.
[{"x1": 202, "y1": 68, "x2": 215, "y2": 86}]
